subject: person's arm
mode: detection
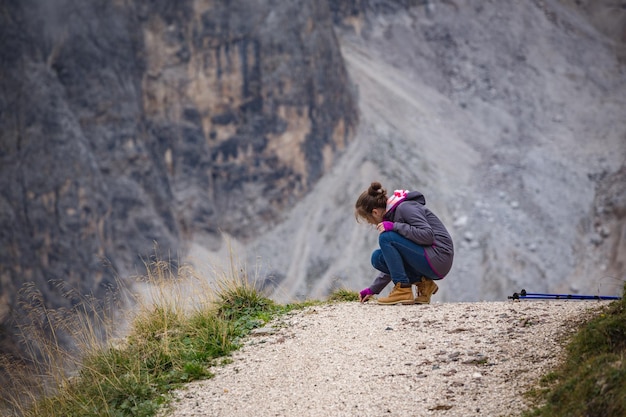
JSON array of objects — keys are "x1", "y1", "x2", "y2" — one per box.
[
  {"x1": 392, "y1": 203, "x2": 434, "y2": 245},
  {"x1": 370, "y1": 273, "x2": 392, "y2": 293},
  {"x1": 360, "y1": 273, "x2": 391, "y2": 302}
]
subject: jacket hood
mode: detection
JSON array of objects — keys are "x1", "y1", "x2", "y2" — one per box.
[
  {"x1": 385, "y1": 189, "x2": 426, "y2": 215},
  {"x1": 405, "y1": 190, "x2": 426, "y2": 205}
]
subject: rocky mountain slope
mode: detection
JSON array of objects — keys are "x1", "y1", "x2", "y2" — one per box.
[
  {"x1": 0, "y1": 0, "x2": 356, "y2": 357},
  {"x1": 231, "y1": 0, "x2": 626, "y2": 302},
  {"x1": 1, "y1": 0, "x2": 625, "y2": 362}
]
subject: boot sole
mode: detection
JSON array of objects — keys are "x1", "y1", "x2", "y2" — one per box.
[{"x1": 376, "y1": 299, "x2": 416, "y2": 305}]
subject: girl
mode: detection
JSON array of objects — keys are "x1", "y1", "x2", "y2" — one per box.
[{"x1": 355, "y1": 182, "x2": 454, "y2": 304}]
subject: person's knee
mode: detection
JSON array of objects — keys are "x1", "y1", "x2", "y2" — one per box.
[
  {"x1": 378, "y1": 231, "x2": 394, "y2": 246},
  {"x1": 371, "y1": 249, "x2": 383, "y2": 266}
]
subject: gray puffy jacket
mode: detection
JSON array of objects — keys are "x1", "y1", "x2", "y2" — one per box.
[{"x1": 370, "y1": 191, "x2": 454, "y2": 293}]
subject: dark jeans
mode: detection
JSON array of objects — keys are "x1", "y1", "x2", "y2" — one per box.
[{"x1": 371, "y1": 231, "x2": 437, "y2": 285}]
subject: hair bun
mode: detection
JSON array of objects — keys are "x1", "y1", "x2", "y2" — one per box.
[{"x1": 368, "y1": 181, "x2": 385, "y2": 197}]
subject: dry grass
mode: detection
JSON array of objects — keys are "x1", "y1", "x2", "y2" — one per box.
[{"x1": 0, "y1": 249, "x2": 295, "y2": 417}]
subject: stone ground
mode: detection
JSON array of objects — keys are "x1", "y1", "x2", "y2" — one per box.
[{"x1": 163, "y1": 299, "x2": 610, "y2": 417}]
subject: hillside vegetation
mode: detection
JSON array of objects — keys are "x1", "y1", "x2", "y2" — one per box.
[
  {"x1": 0, "y1": 258, "x2": 317, "y2": 417},
  {"x1": 525, "y1": 282, "x2": 626, "y2": 417},
  {"x1": 1, "y1": 257, "x2": 623, "y2": 416}
]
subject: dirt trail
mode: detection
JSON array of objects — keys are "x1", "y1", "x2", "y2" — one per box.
[{"x1": 164, "y1": 300, "x2": 608, "y2": 417}]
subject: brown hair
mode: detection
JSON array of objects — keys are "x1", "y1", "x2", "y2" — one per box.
[{"x1": 355, "y1": 181, "x2": 388, "y2": 223}]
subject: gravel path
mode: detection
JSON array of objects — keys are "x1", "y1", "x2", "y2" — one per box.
[{"x1": 164, "y1": 300, "x2": 609, "y2": 417}]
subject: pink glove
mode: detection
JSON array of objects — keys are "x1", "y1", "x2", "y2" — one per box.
[
  {"x1": 382, "y1": 221, "x2": 394, "y2": 232},
  {"x1": 359, "y1": 287, "x2": 373, "y2": 303}
]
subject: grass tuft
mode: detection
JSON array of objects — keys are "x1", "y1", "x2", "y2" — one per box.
[{"x1": 327, "y1": 288, "x2": 360, "y2": 302}]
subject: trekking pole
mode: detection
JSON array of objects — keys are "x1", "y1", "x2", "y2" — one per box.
[{"x1": 508, "y1": 289, "x2": 622, "y2": 301}]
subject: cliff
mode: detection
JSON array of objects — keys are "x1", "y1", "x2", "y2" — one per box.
[
  {"x1": 239, "y1": 0, "x2": 626, "y2": 302},
  {"x1": 0, "y1": 0, "x2": 357, "y2": 357}
]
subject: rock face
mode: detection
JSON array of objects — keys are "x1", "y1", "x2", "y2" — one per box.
[
  {"x1": 240, "y1": 0, "x2": 626, "y2": 302},
  {"x1": 0, "y1": 0, "x2": 357, "y2": 357}
]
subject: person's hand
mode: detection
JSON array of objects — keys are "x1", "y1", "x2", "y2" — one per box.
[
  {"x1": 359, "y1": 287, "x2": 373, "y2": 303},
  {"x1": 376, "y1": 221, "x2": 394, "y2": 233}
]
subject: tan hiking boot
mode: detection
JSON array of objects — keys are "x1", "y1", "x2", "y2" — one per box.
[
  {"x1": 377, "y1": 283, "x2": 415, "y2": 305},
  {"x1": 414, "y1": 277, "x2": 439, "y2": 304}
]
